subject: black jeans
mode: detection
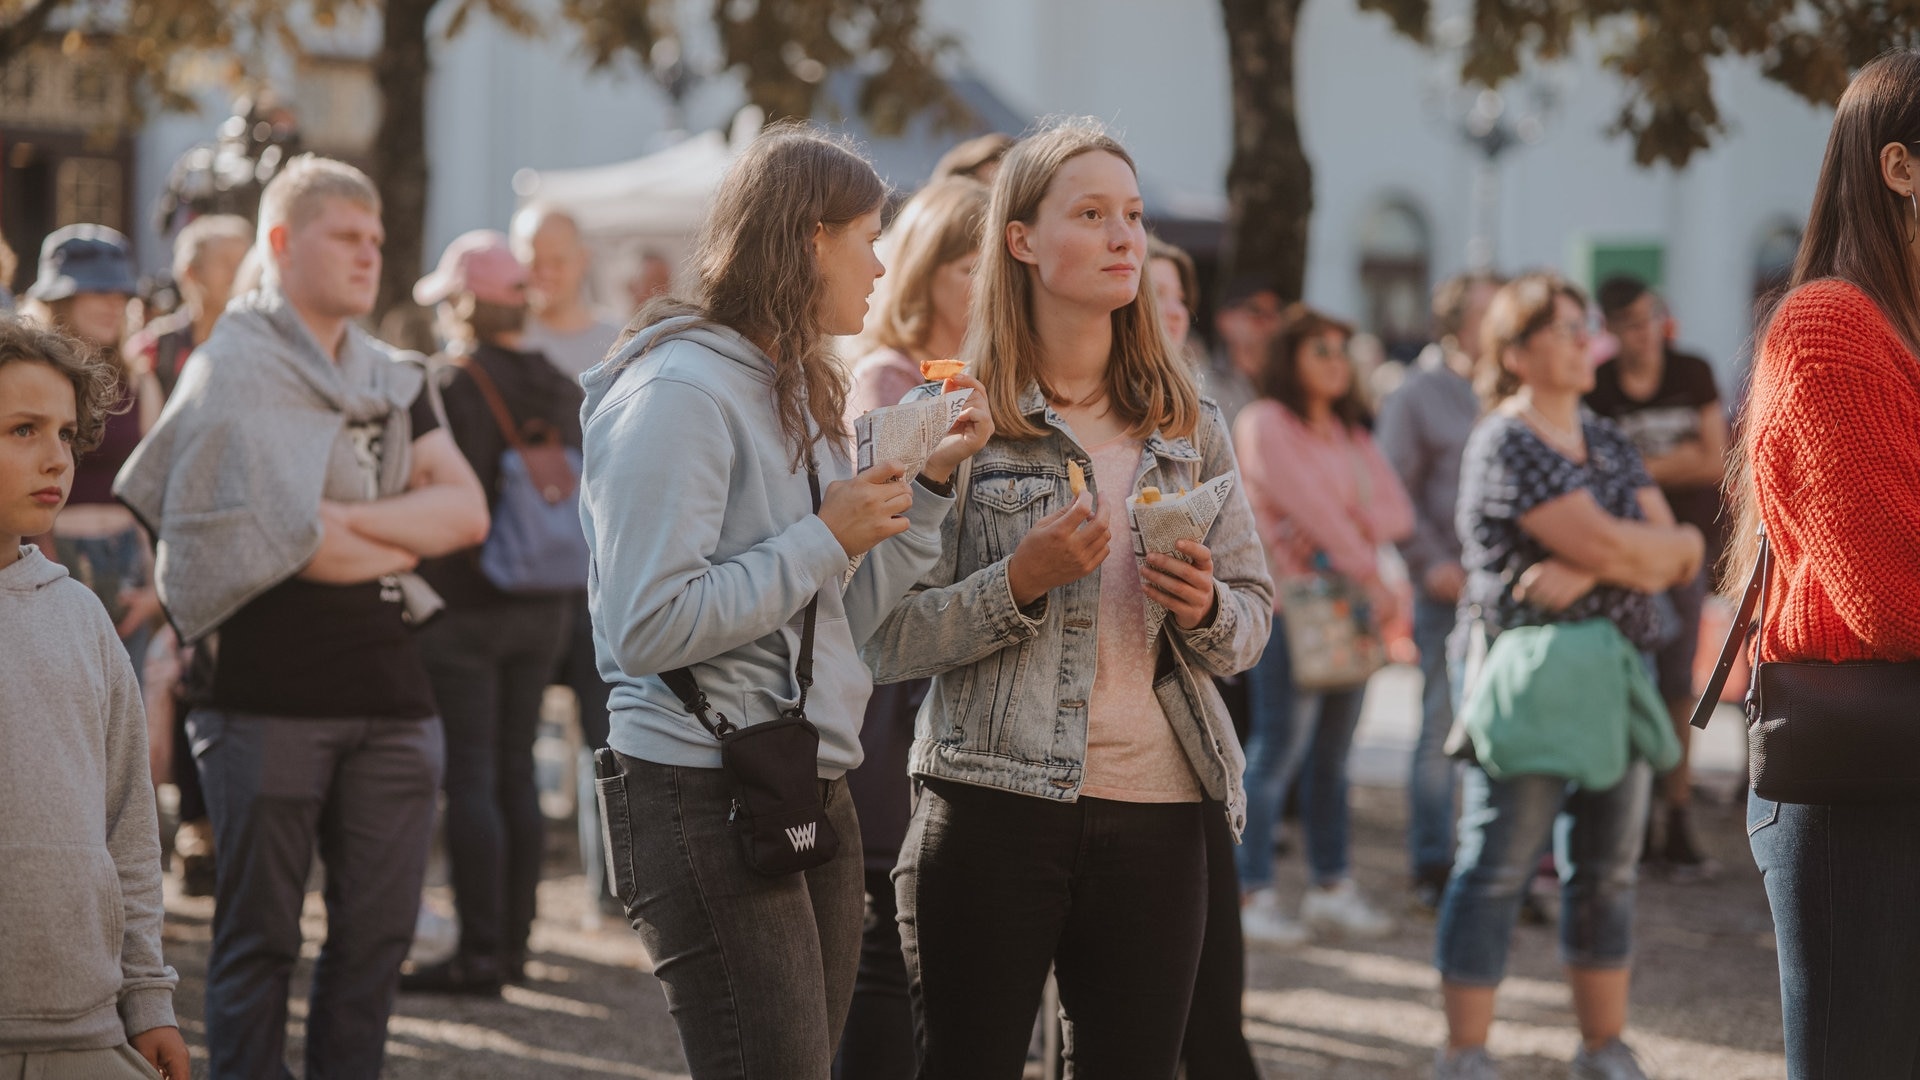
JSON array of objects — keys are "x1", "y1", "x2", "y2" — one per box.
[
  {"x1": 1750, "y1": 793, "x2": 1920, "y2": 1078},
  {"x1": 834, "y1": 865, "x2": 916, "y2": 1080},
  {"x1": 188, "y1": 709, "x2": 443, "y2": 1080},
  {"x1": 896, "y1": 779, "x2": 1207, "y2": 1079},
  {"x1": 599, "y1": 753, "x2": 866, "y2": 1079},
  {"x1": 1180, "y1": 800, "x2": 1259, "y2": 1079},
  {"x1": 418, "y1": 599, "x2": 569, "y2": 963}
]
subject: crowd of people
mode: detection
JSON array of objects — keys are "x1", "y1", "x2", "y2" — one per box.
[{"x1": 4, "y1": 48, "x2": 1920, "y2": 1080}]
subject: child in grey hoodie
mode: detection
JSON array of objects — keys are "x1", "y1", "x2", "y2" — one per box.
[{"x1": 0, "y1": 320, "x2": 188, "y2": 1079}]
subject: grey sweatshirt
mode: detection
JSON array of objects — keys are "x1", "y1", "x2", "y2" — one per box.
[
  {"x1": 0, "y1": 546, "x2": 177, "y2": 1051},
  {"x1": 580, "y1": 317, "x2": 952, "y2": 777}
]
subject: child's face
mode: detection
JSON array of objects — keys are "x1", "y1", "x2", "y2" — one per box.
[{"x1": 0, "y1": 360, "x2": 76, "y2": 544}]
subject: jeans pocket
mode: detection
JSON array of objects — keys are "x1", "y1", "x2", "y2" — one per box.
[
  {"x1": 1746, "y1": 792, "x2": 1782, "y2": 837},
  {"x1": 594, "y1": 760, "x2": 639, "y2": 906}
]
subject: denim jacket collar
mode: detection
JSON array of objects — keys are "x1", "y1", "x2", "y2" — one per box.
[{"x1": 1017, "y1": 381, "x2": 1204, "y2": 466}]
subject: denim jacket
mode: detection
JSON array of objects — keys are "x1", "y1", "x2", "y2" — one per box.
[{"x1": 863, "y1": 384, "x2": 1273, "y2": 837}]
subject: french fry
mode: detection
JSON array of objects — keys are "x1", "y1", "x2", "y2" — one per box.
[
  {"x1": 919, "y1": 358, "x2": 966, "y2": 381},
  {"x1": 1138, "y1": 486, "x2": 1162, "y2": 504},
  {"x1": 1067, "y1": 460, "x2": 1086, "y2": 495}
]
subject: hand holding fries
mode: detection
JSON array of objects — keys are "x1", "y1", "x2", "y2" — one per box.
[
  {"x1": 923, "y1": 372, "x2": 994, "y2": 483},
  {"x1": 818, "y1": 460, "x2": 915, "y2": 557}
]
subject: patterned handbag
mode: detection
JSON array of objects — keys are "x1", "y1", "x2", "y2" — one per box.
[{"x1": 1279, "y1": 556, "x2": 1387, "y2": 692}]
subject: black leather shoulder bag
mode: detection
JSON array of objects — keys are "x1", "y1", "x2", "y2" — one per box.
[{"x1": 1692, "y1": 527, "x2": 1920, "y2": 804}]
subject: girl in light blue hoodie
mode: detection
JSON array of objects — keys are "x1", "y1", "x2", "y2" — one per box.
[{"x1": 578, "y1": 126, "x2": 991, "y2": 1079}]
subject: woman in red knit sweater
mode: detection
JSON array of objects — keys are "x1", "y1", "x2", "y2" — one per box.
[{"x1": 1736, "y1": 51, "x2": 1920, "y2": 1077}]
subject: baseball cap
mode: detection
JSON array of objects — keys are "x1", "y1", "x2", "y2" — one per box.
[{"x1": 413, "y1": 229, "x2": 528, "y2": 307}]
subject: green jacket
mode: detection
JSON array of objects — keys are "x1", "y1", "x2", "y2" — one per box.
[{"x1": 1461, "y1": 617, "x2": 1680, "y2": 790}]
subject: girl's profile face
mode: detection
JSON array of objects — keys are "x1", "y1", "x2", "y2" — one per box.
[
  {"x1": 0, "y1": 360, "x2": 76, "y2": 542},
  {"x1": 1295, "y1": 330, "x2": 1353, "y2": 407},
  {"x1": 928, "y1": 251, "x2": 977, "y2": 343},
  {"x1": 1149, "y1": 258, "x2": 1189, "y2": 347},
  {"x1": 814, "y1": 207, "x2": 887, "y2": 338},
  {"x1": 1009, "y1": 151, "x2": 1146, "y2": 315},
  {"x1": 67, "y1": 292, "x2": 128, "y2": 349}
]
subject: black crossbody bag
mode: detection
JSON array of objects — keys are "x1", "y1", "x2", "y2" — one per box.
[{"x1": 1691, "y1": 526, "x2": 1920, "y2": 804}]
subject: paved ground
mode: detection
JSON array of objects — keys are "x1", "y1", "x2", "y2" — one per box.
[{"x1": 161, "y1": 665, "x2": 1785, "y2": 1079}]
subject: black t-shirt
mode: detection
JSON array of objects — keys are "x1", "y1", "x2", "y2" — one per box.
[
  {"x1": 197, "y1": 392, "x2": 443, "y2": 720},
  {"x1": 1457, "y1": 413, "x2": 1669, "y2": 651},
  {"x1": 1584, "y1": 349, "x2": 1724, "y2": 548}
]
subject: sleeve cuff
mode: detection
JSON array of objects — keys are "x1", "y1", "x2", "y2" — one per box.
[
  {"x1": 790, "y1": 513, "x2": 856, "y2": 585},
  {"x1": 120, "y1": 984, "x2": 178, "y2": 1038},
  {"x1": 1176, "y1": 579, "x2": 1236, "y2": 651},
  {"x1": 987, "y1": 558, "x2": 1047, "y2": 641},
  {"x1": 905, "y1": 478, "x2": 956, "y2": 533}
]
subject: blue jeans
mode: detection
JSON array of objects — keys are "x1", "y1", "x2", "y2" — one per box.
[
  {"x1": 1410, "y1": 597, "x2": 1459, "y2": 876},
  {"x1": 1435, "y1": 760, "x2": 1652, "y2": 985},
  {"x1": 1749, "y1": 793, "x2": 1920, "y2": 1078},
  {"x1": 1235, "y1": 620, "x2": 1369, "y2": 890}
]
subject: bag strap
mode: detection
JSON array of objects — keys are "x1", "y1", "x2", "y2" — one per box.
[
  {"x1": 451, "y1": 353, "x2": 529, "y2": 451},
  {"x1": 660, "y1": 455, "x2": 823, "y2": 740},
  {"x1": 1688, "y1": 527, "x2": 1770, "y2": 730}
]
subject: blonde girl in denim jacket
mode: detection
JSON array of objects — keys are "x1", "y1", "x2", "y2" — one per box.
[{"x1": 865, "y1": 120, "x2": 1272, "y2": 1079}]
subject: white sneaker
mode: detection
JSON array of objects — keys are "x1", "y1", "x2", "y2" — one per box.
[
  {"x1": 1240, "y1": 887, "x2": 1308, "y2": 947},
  {"x1": 1302, "y1": 879, "x2": 1396, "y2": 940}
]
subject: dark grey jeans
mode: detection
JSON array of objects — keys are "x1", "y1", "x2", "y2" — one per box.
[
  {"x1": 597, "y1": 752, "x2": 865, "y2": 1079},
  {"x1": 187, "y1": 709, "x2": 443, "y2": 1080}
]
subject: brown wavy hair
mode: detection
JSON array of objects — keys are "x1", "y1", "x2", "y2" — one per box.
[
  {"x1": 621, "y1": 123, "x2": 886, "y2": 466},
  {"x1": 963, "y1": 118, "x2": 1200, "y2": 442},
  {"x1": 0, "y1": 317, "x2": 125, "y2": 453},
  {"x1": 1259, "y1": 303, "x2": 1366, "y2": 429},
  {"x1": 1726, "y1": 50, "x2": 1920, "y2": 595},
  {"x1": 1474, "y1": 272, "x2": 1588, "y2": 406}
]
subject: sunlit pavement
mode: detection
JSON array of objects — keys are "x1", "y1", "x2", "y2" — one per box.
[{"x1": 161, "y1": 665, "x2": 1782, "y2": 1079}]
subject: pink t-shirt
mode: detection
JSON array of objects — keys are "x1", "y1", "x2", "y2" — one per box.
[{"x1": 1079, "y1": 435, "x2": 1203, "y2": 804}]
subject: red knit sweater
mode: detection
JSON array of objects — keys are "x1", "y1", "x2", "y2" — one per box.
[{"x1": 1751, "y1": 279, "x2": 1920, "y2": 663}]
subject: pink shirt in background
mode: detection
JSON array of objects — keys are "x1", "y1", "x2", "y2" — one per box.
[
  {"x1": 1080, "y1": 435, "x2": 1204, "y2": 804},
  {"x1": 1232, "y1": 399, "x2": 1415, "y2": 602},
  {"x1": 846, "y1": 347, "x2": 926, "y2": 424}
]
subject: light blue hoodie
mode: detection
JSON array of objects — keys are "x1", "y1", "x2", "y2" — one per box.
[{"x1": 579, "y1": 316, "x2": 953, "y2": 778}]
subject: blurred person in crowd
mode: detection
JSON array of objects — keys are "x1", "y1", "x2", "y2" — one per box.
[
  {"x1": 511, "y1": 201, "x2": 627, "y2": 924},
  {"x1": 0, "y1": 231, "x2": 17, "y2": 312},
  {"x1": 377, "y1": 300, "x2": 443, "y2": 356},
  {"x1": 1434, "y1": 273, "x2": 1702, "y2": 1080},
  {"x1": 22, "y1": 226, "x2": 164, "y2": 674},
  {"x1": 931, "y1": 131, "x2": 1016, "y2": 184},
  {"x1": 1234, "y1": 303, "x2": 1413, "y2": 945},
  {"x1": 128, "y1": 215, "x2": 252, "y2": 401},
  {"x1": 1206, "y1": 275, "x2": 1284, "y2": 426},
  {"x1": 582, "y1": 125, "x2": 988, "y2": 1078},
  {"x1": 1734, "y1": 50, "x2": 1920, "y2": 1076},
  {"x1": 868, "y1": 120, "x2": 1270, "y2": 1078},
  {"x1": 627, "y1": 250, "x2": 675, "y2": 314},
  {"x1": 1144, "y1": 233, "x2": 1263, "y2": 1080},
  {"x1": 400, "y1": 230, "x2": 584, "y2": 996},
  {"x1": 0, "y1": 320, "x2": 190, "y2": 1079},
  {"x1": 513, "y1": 203, "x2": 623, "y2": 379},
  {"x1": 1585, "y1": 275, "x2": 1728, "y2": 881},
  {"x1": 1377, "y1": 271, "x2": 1503, "y2": 914},
  {"x1": 116, "y1": 155, "x2": 489, "y2": 1080},
  {"x1": 835, "y1": 173, "x2": 988, "y2": 1080}
]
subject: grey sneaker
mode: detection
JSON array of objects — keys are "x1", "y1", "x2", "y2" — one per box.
[
  {"x1": 1434, "y1": 1046, "x2": 1500, "y2": 1079},
  {"x1": 1570, "y1": 1038, "x2": 1649, "y2": 1080}
]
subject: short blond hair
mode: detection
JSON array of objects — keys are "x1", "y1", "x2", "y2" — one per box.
[
  {"x1": 255, "y1": 154, "x2": 380, "y2": 249},
  {"x1": 172, "y1": 213, "x2": 253, "y2": 284}
]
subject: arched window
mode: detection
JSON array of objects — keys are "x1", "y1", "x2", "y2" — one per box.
[{"x1": 1358, "y1": 197, "x2": 1431, "y2": 361}]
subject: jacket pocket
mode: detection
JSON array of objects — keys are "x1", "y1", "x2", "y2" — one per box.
[
  {"x1": 969, "y1": 473, "x2": 1062, "y2": 562},
  {"x1": 0, "y1": 843, "x2": 126, "y2": 1021}
]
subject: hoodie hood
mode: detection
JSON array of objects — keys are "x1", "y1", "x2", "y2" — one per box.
[
  {"x1": 580, "y1": 315, "x2": 774, "y2": 424},
  {"x1": 0, "y1": 544, "x2": 69, "y2": 592}
]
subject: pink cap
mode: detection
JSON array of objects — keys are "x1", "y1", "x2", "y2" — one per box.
[{"x1": 413, "y1": 229, "x2": 528, "y2": 307}]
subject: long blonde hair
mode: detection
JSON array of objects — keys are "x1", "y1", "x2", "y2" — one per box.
[
  {"x1": 962, "y1": 119, "x2": 1200, "y2": 442},
  {"x1": 857, "y1": 176, "x2": 988, "y2": 358},
  {"x1": 623, "y1": 123, "x2": 886, "y2": 465}
]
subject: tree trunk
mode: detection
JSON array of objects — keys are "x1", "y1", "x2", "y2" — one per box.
[
  {"x1": 1220, "y1": 0, "x2": 1312, "y2": 302},
  {"x1": 371, "y1": 0, "x2": 436, "y2": 323}
]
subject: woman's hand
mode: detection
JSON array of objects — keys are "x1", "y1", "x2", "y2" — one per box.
[
  {"x1": 130, "y1": 1025, "x2": 192, "y2": 1079},
  {"x1": 115, "y1": 583, "x2": 164, "y2": 640},
  {"x1": 1007, "y1": 490, "x2": 1110, "y2": 606},
  {"x1": 1145, "y1": 539, "x2": 1219, "y2": 631},
  {"x1": 1515, "y1": 559, "x2": 1598, "y2": 612},
  {"x1": 923, "y1": 374, "x2": 994, "y2": 483},
  {"x1": 818, "y1": 461, "x2": 915, "y2": 557},
  {"x1": 1672, "y1": 524, "x2": 1706, "y2": 587}
]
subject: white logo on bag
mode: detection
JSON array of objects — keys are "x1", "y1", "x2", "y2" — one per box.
[{"x1": 785, "y1": 823, "x2": 818, "y2": 852}]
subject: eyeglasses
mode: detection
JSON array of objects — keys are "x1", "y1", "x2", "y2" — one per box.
[{"x1": 1536, "y1": 320, "x2": 1591, "y2": 343}]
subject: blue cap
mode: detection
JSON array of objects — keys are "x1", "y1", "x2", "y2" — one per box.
[{"x1": 26, "y1": 224, "x2": 138, "y2": 302}]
